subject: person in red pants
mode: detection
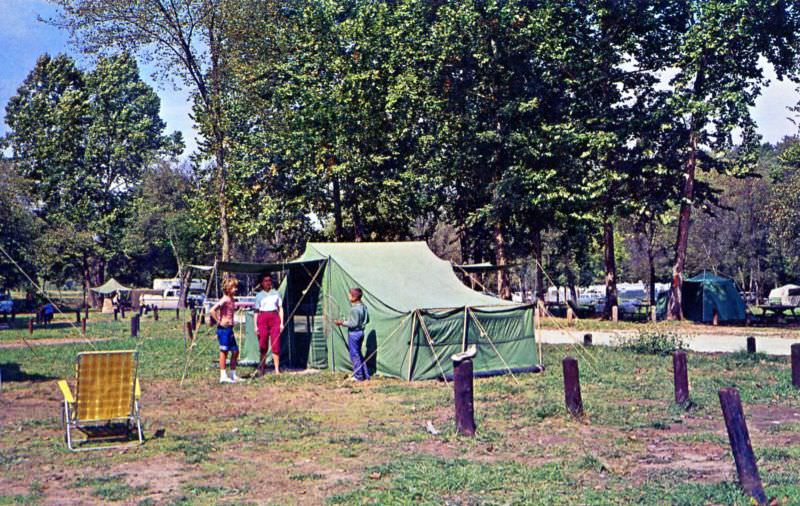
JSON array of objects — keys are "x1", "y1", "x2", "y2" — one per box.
[{"x1": 254, "y1": 273, "x2": 284, "y2": 376}]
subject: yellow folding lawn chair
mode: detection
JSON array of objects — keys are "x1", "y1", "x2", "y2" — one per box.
[{"x1": 57, "y1": 350, "x2": 143, "y2": 451}]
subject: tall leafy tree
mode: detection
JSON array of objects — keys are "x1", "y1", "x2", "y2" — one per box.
[
  {"x1": 664, "y1": 0, "x2": 800, "y2": 319},
  {"x1": 4, "y1": 53, "x2": 174, "y2": 304},
  {"x1": 51, "y1": 0, "x2": 235, "y2": 261}
]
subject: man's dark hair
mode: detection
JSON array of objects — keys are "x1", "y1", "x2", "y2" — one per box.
[{"x1": 350, "y1": 287, "x2": 363, "y2": 300}]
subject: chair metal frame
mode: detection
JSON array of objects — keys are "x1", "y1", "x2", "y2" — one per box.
[{"x1": 57, "y1": 350, "x2": 143, "y2": 452}]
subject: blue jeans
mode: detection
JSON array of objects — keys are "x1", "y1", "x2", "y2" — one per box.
[{"x1": 348, "y1": 330, "x2": 369, "y2": 380}]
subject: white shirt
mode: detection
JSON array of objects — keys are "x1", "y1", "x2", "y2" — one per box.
[{"x1": 255, "y1": 289, "x2": 282, "y2": 312}]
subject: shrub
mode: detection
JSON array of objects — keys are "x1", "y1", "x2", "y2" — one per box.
[{"x1": 616, "y1": 330, "x2": 686, "y2": 356}]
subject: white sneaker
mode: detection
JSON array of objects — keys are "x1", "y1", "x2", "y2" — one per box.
[
  {"x1": 229, "y1": 371, "x2": 240, "y2": 382},
  {"x1": 220, "y1": 371, "x2": 234, "y2": 384}
]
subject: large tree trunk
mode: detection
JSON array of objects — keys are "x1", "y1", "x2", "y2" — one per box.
[
  {"x1": 493, "y1": 222, "x2": 511, "y2": 299},
  {"x1": 208, "y1": 13, "x2": 230, "y2": 262},
  {"x1": 178, "y1": 267, "x2": 193, "y2": 309},
  {"x1": 82, "y1": 254, "x2": 104, "y2": 308},
  {"x1": 531, "y1": 226, "x2": 545, "y2": 304},
  {"x1": 332, "y1": 175, "x2": 344, "y2": 240},
  {"x1": 602, "y1": 220, "x2": 618, "y2": 319},
  {"x1": 668, "y1": 129, "x2": 699, "y2": 320}
]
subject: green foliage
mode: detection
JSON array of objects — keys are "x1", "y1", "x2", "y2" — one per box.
[{"x1": 616, "y1": 329, "x2": 687, "y2": 356}]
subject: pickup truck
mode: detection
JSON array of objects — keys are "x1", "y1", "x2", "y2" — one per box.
[{"x1": 140, "y1": 289, "x2": 205, "y2": 310}]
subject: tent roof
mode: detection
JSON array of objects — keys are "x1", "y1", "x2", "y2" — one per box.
[
  {"x1": 686, "y1": 272, "x2": 732, "y2": 284},
  {"x1": 218, "y1": 259, "x2": 322, "y2": 275},
  {"x1": 299, "y1": 241, "x2": 517, "y2": 311},
  {"x1": 91, "y1": 278, "x2": 131, "y2": 294}
]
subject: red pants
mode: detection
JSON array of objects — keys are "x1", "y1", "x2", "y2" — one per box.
[{"x1": 257, "y1": 311, "x2": 281, "y2": 354}]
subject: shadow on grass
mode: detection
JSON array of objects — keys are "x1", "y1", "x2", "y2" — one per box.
[{"x1": 0, "y1": 362, "x2": 57, "y2": 382}]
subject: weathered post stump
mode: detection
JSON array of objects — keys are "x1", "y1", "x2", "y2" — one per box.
[
  {"x1": 153, "y1": 306, "x2": 159, "y2": 321},
  {"x1": 81, "y1": 317, "x2": 87, "y2": 337},
  {"x1": 28, "y1": 319, "x2": 33, "y2": 335},
  {"x1": 567, "y1": 307, "x2": 575, "y2": 327},
  {"x1": 583, "y1": 333, "x2": 592, "y2": 346},
  {"x1": 175, "y1": 308, "x2": 180, "y2": 321},
  {"x1": 84, "y1": 306, "x2": 89, "y2": 320},
  {"x1": 191, "y1": 308, "x2": 197, "y2": 331},
  {"x1": 791, "y1": 343, "x2": 800, "y2": 389},
  {"x1": 718, "y1": 388, "x2": 767, "y2": 504},
  {"x1": 611, "y1": 305, "x2": 618, "y2": 322},
  {"x1": 673, "y1": 351, "x2": 690, "y2": 407},
  {"x1": 562, "y1": 357, "x2": 583, "y2": 417},
  {"x1": 131, "y1": 315, "x2": 139, "y2": 338},
  {"x1": 746, "y1": 336, "x2": 756, "y2": 354},
  {"x1": 185, "y1": 321, "x2": 194, "y2": 343},
  {"x1": 651, "y1": 306, "x2": 657, "y2": 323},
  {"x1": 113, "y1": 309, "x2": 118, "y2": 321},
  {"x1": 76, "y1": 309, "x2": 81, "y2": 324},
  {"x1": 452, "y1": 352, "x2": 476, "y2": 437}
]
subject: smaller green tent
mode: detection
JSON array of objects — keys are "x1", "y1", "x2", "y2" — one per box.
[
  {"x1": 91, "y1": 278, "x2": 131, "y2": 294},
  {"x1": 657, "y1": 272, "x2": 746, "y2": 323}
]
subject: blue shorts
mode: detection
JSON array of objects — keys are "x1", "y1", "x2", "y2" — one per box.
[{"x1": 217, "y1": 326, "x2": 239, "y2": 352}]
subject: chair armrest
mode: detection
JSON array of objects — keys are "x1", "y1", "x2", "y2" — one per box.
[
  {"x1": 135, "y1": 378, "x2": 141, "y2": 400},
  {"x1": 58, "y1": 380, "x2": 74, "y2": 403}
]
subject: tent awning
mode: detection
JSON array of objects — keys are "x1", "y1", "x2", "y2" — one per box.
[
  {"x1": 218, "y1": 259, "x2": 323, "y2": 275},
  {"x1": 91, "y1": 278, "x2": 131, "y2": 294}
]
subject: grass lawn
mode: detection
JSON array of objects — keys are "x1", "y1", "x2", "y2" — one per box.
[{"x1": 1, "y1": 311, "x2": 799, "y2": 505}]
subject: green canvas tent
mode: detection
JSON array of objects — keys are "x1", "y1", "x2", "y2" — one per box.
[
  {"x1": 656, "y1": 272, "x2": 746, "y2": 323},
  {"x1": 224, "y1": 242, "x2": 539, "y2": 380},
  {"x1": 91, "y1": 278, "x2": 131, "y2": 294}
]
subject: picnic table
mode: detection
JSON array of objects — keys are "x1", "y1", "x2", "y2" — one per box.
[{"x1": 757, "y1": 304, "x2": 800, "y2": 322}]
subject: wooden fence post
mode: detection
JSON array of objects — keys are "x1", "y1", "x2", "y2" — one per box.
[
  {"x1": 562, "y1": 357, "x2": 583, "y2": 417},
  {"x1": 718, "y1": 388, "x2": 767, "y2": 504},
  {"x1": 153, "y1": 306, "x2": 159, "y2": 321},
  {"x1": 28, "y1": 319, "x2": 33, "y2": 335},
  {"x1": 131, "y1": 315, "x2": 139, "y2": 338},
  {"x1": 76, "y1": 309, "x2": 81, "y2": 324},
  {"x1": 81, "y1": 317, "x2": 87, "y2": 337},
  {"x1": 673, "y1": 351, "x2": 690, "y2": 406},
  {"x1": 746, "y1": 336, "x2": 756, "y2": 354},
  {"x1": 113, "y1": 309, "x2": 118, "y2": 321},
  {"x1": 583, "y1": 333, "x2": 592, "y2": 346},
  {"x1": 176, "y1": 307, "x2": 180, "y2": 321},
  {"x1": 452, "y1": 355, "x2": 476, "y2": 437},
  {"x1": 791, "y1": 343, "x2": 800, "y2": 389}
]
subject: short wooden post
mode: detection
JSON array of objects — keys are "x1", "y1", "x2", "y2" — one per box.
[
  {"x1": 791, "y1": 343, "x2": 800, "y2": 389},
  {"x1": 175, "y1": 307, "x2": 180, "y2": 320},
  {"x1": 611, "y1": 305, "x2": 618, "y2": 322},
  {"x1": 566, "y1": 307, "x2": 575, "y2": 327},
  {"x1": 746, "y1": 336, "x2": 756, "y2": 354},
  {"x1": 81, "y1": 317, "x2": 87, "y2": 337},
  {"x1": 191, "y1": 308, "x2": 197, "y2": 331},
  {"x1": 453, "y1": 357, "x2": 476, "y2": 437},
  {"x1": 583, "y1": 333, "x2": 592, "y2": 346},
  {"x1": 76, "y1": 309, "x2": 81, "y2": 324},
  {"x1": 673, "y1": 351, "x2": 690, "y2": 406},
  {"x1": 28, "y1": 319, "x2": 33, "y2": 335},
  {"x1": 153, "y1": 306, "x2": 159, "y2": 321},
  {"x1": 651, "y1": 306, "x2": 657, "y2": 323},
  {"x1": 113, "y1": 309, "x2": 118, "y2": 321},
  {"x1": 718, "y1": 388, "x2": 767, "y2": 504},
  {"x1": 199, "y1": 310, "x2": 205, "y2": 326},
  {"x1": 131, "y1": 315, "x2": 139, "y2": 337},
  {"x1": 84, "y1": 306, "x2": 89, "y2": 320},
  {"x1": 562, "y1": 357, "x2": 583, "y2": 417},
  {"x1": 185, "y1": 321, "x2": 194, "y2": 343}
]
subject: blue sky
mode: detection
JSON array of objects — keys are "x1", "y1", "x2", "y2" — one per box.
[{"x1": 1, "y1": 0, "x2": 799, "y2": 159}]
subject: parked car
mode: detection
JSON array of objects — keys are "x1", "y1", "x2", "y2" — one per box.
[{"x1": 0, "y1": 294, "x2": 14, "y2": 315}]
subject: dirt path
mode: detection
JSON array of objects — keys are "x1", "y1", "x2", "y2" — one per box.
[
  {"x1": 0, "y1": 337, "x2": 115, "y2": 349},
  {"x1": 538, "y1": 328, "x2": 800, "y2": 355}
]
